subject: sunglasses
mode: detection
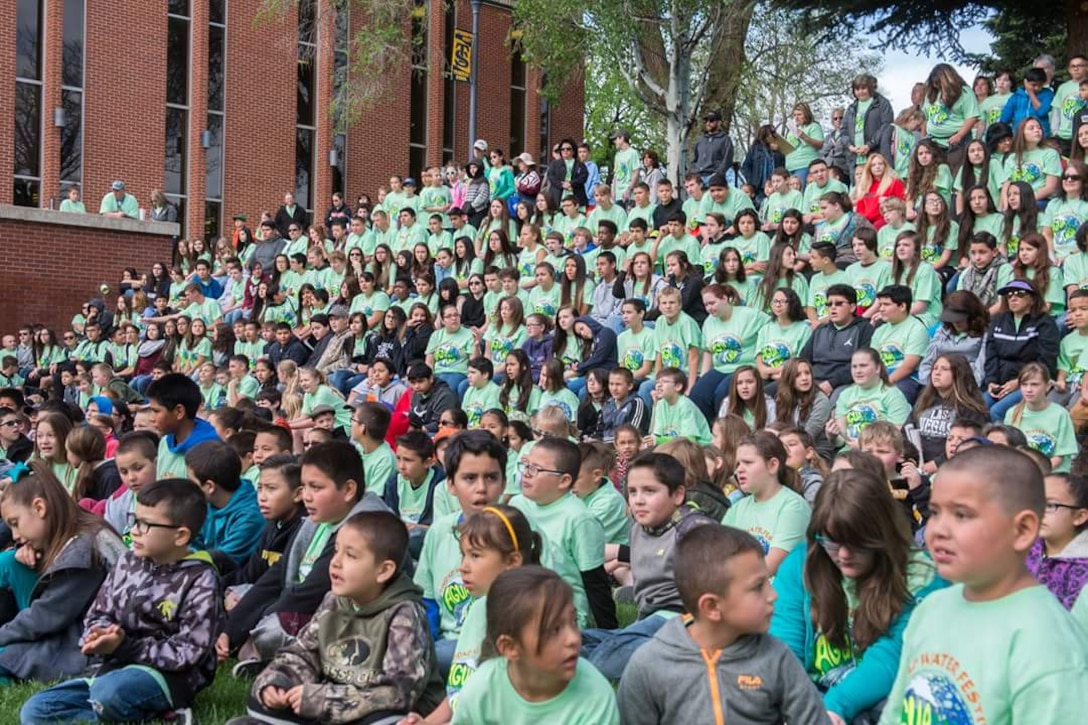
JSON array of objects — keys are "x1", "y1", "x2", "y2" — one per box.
[{"x1": 1064, "y1": 175, "x2": 1083, "y2": 181}]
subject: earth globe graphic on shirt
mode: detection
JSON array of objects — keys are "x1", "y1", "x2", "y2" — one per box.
[
  {"x1": 1051, "y1": 213, "x2": 1081, "y2": 247},
  {"x1": 901, "y1": 672, "x2": 974, "y2": 725},
  {"x1": 855, "y1": 283, "x2": 879, "y2": 309},
  {"x1": 1010, "y1": 163, "x2": 1043, "y2": 185},
  {"x1": 711, "y1": 335, "x2": 742, "y2": 367},
  {"x1": 758, "y1": 342, "x2": 792, "y2": 369},
  {"x1": 660, "y1": 342, "x2": 685, "y2": 369},
  {"x1": 1027, "y1": 432, "x2": 1056, "y2": 457},
  {"x1": 845, "y1": 404, "x2": 880, "y2": 440},
  {"x1": 434, "y1": 345, "x2": 462, "y2": 367},
  {"x1": 880, "y1": 345, "x2": 905, "y2": 374},
  {"x1": 622, "y1": 347, "x2": 646, "y2": 371},
  {"x1": 925, "y1": 103, "x2": 951, "y2": 127}
]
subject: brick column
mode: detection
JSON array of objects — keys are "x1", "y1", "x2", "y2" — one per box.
[
  {"x1": 189, "y1": 0, "x2": 209, "y2": 237},
  {"x1": 39, "y1": 0, "x2": 63, "y2": 207},
  {"x1": 526, "y1": 66, "x2": 542, "y2": 160},
  {"x1": 425, "y1": 0, "x2": 444, "y2": 168},
  {"x1": 0, "y1": 0, "x2": 14, "y2": 204},
  {"x1": 313, "y1": 0, "x2": 336, "y2": 223}
]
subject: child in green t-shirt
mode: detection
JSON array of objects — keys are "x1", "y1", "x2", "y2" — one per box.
[
  {"x1": 574, "y1": 442, "x2": 631, "y2": 546},
  {"x1": 1003, "y1": 363, "x2": 1079, "y2": 472},
  {"x1": 649, "y1": 367, "x2": 712, "y2": 446},
  {"x1": 462, "y1": 357, "x2": 502, "y2": 428},
  {"x1": 349, "y1": 401, "x2": 397, "y2": 493},
  {"x1": 382, "y1": 430, "x2": 442, "y2": 559},
  {"x1": 1054, "y1": 290, "x2": 1088, "y2": 405},
  {"x1": 451, "y1": 568, "x2": 620, "y2": 725},
  {"x1": 880, "y1": 446, "x2": 1088, "y2": 725}
]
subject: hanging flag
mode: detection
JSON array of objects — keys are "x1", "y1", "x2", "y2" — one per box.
[{"x1": 451, "y1": 28, "x2": 473, "y2": 82}]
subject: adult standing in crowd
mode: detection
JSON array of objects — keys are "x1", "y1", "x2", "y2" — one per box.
[
  {"x1": 99, "y1": 180, "x2": 139, "y2": 219},
  {"x1": 690, "y1": 111, "x2": 735, "y2": 185},
  {"x1": 841, "y1": 74, "x2": 894, "y2": 171},
  {"x1": 274, "y1": 192, "x2": 307, "y2": 238},
  {"x1": 546, "y1": 138, "x2": 589, "y2": 210}
]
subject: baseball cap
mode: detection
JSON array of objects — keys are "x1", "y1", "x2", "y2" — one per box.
[
  {"x1": 997, "y1": 280, "x2": 1037, "y2": 296},
  {"x1": 111, "y1": 180, "x2": 125, "y2": 191},
  {"x1": 473, "y1": 139, "x2": 489, "y2": 151},
  {"x1": 704, "y1": 111, "x2": 722, "y2": 121},
  {"x1": 310, "y1": 405, "x2": 337, "y2": 418},
  {"x1": 327, "y1": 304, "x2": 349, "y2": 318}
]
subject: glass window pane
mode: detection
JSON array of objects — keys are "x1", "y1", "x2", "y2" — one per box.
[
  {"x1": 60, "y1": 90, "x2": 82, "y2": 183},
  {"x1": 168, "y1": 0, "x2": 190, "y2": 16},
  {"x1": 14, "y1": 178, "x2": 40, "y2": 208},
  {"x1": 167, "y1": 195, "x2": 187, "y2": 236},
  {"x1": 298, "y1": 0, "x2": 315, "y2": 45},
  {"x1": 16, "y1": 0, "x2": 42, "y2": 80},
  {"x1": 208, "y1": 26, "x2": 224, "y2": 111},
  {"x1": 410, "y1": 69, "x2": 427, "y2": 146},
  {"x1": 165, "y1": 108, "x2": 188, "y2": 195},
  {"x1": 297, "y1": 56, "x2": 314, "y2": 126},
  {"x1": 62, "y1": 0, "x2": 84, "y2": 88},
  {"x1": 332, "y1": 133, "x2": 345, "y2": 195},
  {"x1": 511, "y1": 53, "x2": 526, "y2": 88},
  {"x1": 205, "y1": 200, "x2": 221, "y2": 241},
  {"x1": 167, "y1": 18, "x2": 190, "y2": 105},
  {"x1": 509, "y1": 88, "x2": 525, "y2": 158},
  {"x1": 13, "y1": 81, "x2": 41, "y2": 177},
  {"x1": 209, "y1": 0, "x2": 225, "y2": 24},
  {"x1": 206, "y1": 113, "x2": 223, "y2": 199},
  {"x1": 409, "y1": 146, "x2": 425, "y2": 186},
  {"x1": 335, "y1": 6, "x2": 349, "y2": 50},
  {"x1": 296, "y1": 128, "x2": 314, "y2": 212}
]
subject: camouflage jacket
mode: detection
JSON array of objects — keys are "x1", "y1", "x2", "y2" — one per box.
[
  {"x1": 252, "y1": 573, "x2": 445, "y2": 722},
  {"x1": 83, "y1": 549, "x2": 223, "y2": 707}
]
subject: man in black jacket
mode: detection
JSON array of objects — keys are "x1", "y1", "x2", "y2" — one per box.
[
  {"x1": 690, "y1": 111, "x2": 735, "y2": 184},
  {"x1": 274, "y1": 191, "x2": 308, "y2": 237},
  {"x1": 266, "y1": 323, "x2": 309, "y2": 367},
  {"x1": 801, "y1": 283, "x2": 873, "y2": 401}
]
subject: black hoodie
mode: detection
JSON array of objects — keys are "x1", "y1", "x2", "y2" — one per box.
[{"x1": 409, "y1": 378, "x2": 458, "y2": 433}]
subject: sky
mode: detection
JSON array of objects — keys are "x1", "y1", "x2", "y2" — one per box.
[{"x1": 877, "y1": 27, "x2": 994, "y2": 113}]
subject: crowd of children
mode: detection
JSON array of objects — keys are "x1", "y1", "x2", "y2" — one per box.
[{"x1": 4, "y1": 57, "x2": 1088, "y2": 723}]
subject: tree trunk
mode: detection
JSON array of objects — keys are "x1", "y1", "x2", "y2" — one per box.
[
  {"x1": 1067, "y1": 0, "x2": 1088, "y2": 57},
  {"x1": 701, "y1": 0, "x2": 757, "y2": 135}
]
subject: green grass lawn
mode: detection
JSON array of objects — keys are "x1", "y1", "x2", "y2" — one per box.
[
  {"x1": 0, "y1": 601, "x2": 641, "y2": 722},
  {"x1": 0, "y1": 662, "x2": 252, "y2": 724}
]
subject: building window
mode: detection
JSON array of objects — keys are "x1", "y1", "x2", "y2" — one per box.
[
  {"x1": 166, "y1": 0, "x2": 191, "y2": 233},
  {"x1": 14, "y1": 0, "x2": 43, "y2": 207},
  {"x1": 205, "y1": 0, "x2": 226, "y2": 241},
  {"x1": 539, "y1": 76, "x2": 551, "y2": 163},
  {"x1": 331, "y1": 5, "x2": 348, "y2": 195},
  {"x1": 509, "y1": 49, "x2": 527, "y2": 158},
  {"x1": 408, "y1": 0, "x2": 428, "y2": 180},
  {"x1": 295, "y1": 0, "x2": 316, "y2": 217},
  {"x1": 441, "y1": 0, "x2": 455, "y2": 163},
  {"x1": 60, "y1": 0, "x2": 85, "y2": 191}
]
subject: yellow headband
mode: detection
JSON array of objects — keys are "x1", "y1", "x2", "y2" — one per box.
[{"x1": 481, "y1": 506, "x2": 519, "y2": 553}]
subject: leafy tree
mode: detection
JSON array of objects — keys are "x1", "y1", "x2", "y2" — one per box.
[{"x1": 962, "y1": 12, "x2": 1068, "y2": 76}]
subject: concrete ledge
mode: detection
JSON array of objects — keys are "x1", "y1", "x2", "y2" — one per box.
[{"x1": 0, "y1": 204, "x2": 180, "y2": 237}]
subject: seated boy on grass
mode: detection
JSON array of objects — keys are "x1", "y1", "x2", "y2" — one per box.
[
  {"x1": 234, "y1": 511, "x2": 444, "y2": 725},
  {"x1": 21, "y1": 478, "x2": 222, "y2": 724},
  {"x1": 187, "y1": 440, "x2": 265, "y2": 572}
]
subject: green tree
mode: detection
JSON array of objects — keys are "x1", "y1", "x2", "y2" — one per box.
[
  {"x1": 962, "y1": 13, "x2": 1068, "y2": 75},
  {"x1": 514, "y1": 0, "x2": 758, "y2": 182}
]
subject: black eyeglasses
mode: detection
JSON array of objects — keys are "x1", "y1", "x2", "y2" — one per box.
[
  {"x1": 560, "y1": 146, "x2": 574, "y2": 151},
  {"x1": 289, "y1": 227, "x2": 301, "y2": 233},
  {"x1": 126, "y1": 513, "x2": 183, "y2": 535},
  {"x1": 815, "y1": 534, "x2": 873, "y2": 555},
  {"x1": 0, "y1": 420, "x2": 19, "y2": 428},
  {"x1": 518, "y1": 461, "x2": 564, "y2": 477},
  {"x1": 1045, "y1": 502, "x2": 1085, "y2": 513}
]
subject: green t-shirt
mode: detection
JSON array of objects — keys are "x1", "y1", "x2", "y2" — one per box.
[
  {"x1": 1004, "y1": 403, "x2": 1079, "y2": 472},
  {"x1": 447, "y1": 594, "x2": 487, "y2": 710},
  {"x1": 587, "y1": 204, "x2": 629, "y2": 234},
  {"x1": 528, "y1": 284, "x2": 561, "y2": 317},
  {"x1": 554, "y1": 213, "x2": 588, "y2": 245},
  {"x1": 60, "y1": 198, "x2": 86, "y2": 213},
  {"x1": 653, "y1": 312, "x2": 703, "y2": 373},
  {"x1": 1021, "y1": 266, "x2": 1066, "y2": 314},
  {"x1": 871, "y1": 316, "x2": 931, "y2": 379},
  {"x1": 298, "y1": 522, "x2": 333, "y2": 582},
  {"x1": 785, "y1": 122, "x2": 824, "y2": 171},
  {"x1": 1004, "y1": 148, "x2": 1062, "y2": 198},
  {"x1": 358, "y1": 440, "x2": 397, "y2": 490},
  {"x1": 581, "y1": 481, "x2": 630, "y2": 546},
  {"x1": 978, "y1": 92, "x2": 1012, "y2": 130},
  {"x1": 755, "y1": 319, "x2": 812, "y2": 370},
  {"x1": 612, "y1": 147, "x2": 641, "y2": 197},
  {"x1": 509, "y1": 493, "x2": 606, "y2": 572},
  {"x1": 1062, "y1": 251, "x2": 1088, "y2": 291},
  {"x1": 485, "y1": 325, "x2": 527, "y2": 367},
  {"x1": 891, "y1": 125, "x2": 917, "y2": 179},
  {"x1": 452, "y1": 656, "x2": 620, "y2": 725},
  {"x1": 419, "y1": 185, "x2": 452, "y2": 228},
  {"x1": 1059, "y1": 330, "x2": 1088, "y2": 388},
  {"x1": 921, "y1": 220, "x2": 960, "y2": 266},
  {"x1": 426, "y1": 327, "x2": 476, "y2": 375},
  {"x1": 761, "y1": 190, "x2": 805, "y2": 226},
  {"x1": 723, "y1": 486, "x2": 810, "y2": 556},
  {"x1": 801, "y1": 179, "x2": 848, "y2": 216},
  {"x1": 898, "y1": 262, "x2": 945, "y2": 329},
  {"x1": 501, "y1": 384, "x2": 542, "y2": 417},
  {"x1": 701, "y1": 189, "x2": 755, "y2": 226},
  {"x1": 806, "y1": 269, "x2": 849, "y2": 319},
  {"x1": 700, "y1": 307, "x2": 769, "y2": 374},
  {"x1": 654, "y1": 235, "x2": 702, "y2": 273},
  {"x1": 625, "y1": 202, "x2": 656, "y2": 231},
  {"x1": 853, "y1": 98, "x2": 872, "y2": 165},
  {"x1": 922, "y1": 88, "x2": 980, "y2": 145},
  {"x1": 651, "y1": 395, "x2": 712, "y2": 445},
  {"x1": 1042, "y1": 197, "x2": 1088, "y2": 262},
  {"x1": 415, "y1": 511, "x2": 472, "y2": 639},
  {"x1": 200, "y1": 382, "x2": 225, "y2": 411},
  {"x1": 730, "y1": 232, "x2": 772, "y2": 269},
  {"x1": 462, "y1": 382, "x2": 501, "y2": 428},
  {"x1": 1055, "y1": 79, "x2": 1086, "y2": 140},
  {"x1": 181, "y1": 297, "x2": 223, "y2": 325},
  {"x1": 746, "y1": 275, "x2": 810, "y2": 315},
  {"x1": 953, "y1": 163, "x2": 1004, "y2": 208},
  {"x1": 99, "y1": 192, "x2": 139, "y2": 217},
  {"x1": 617, "y1": 327, "x2": 656, "y2": 375},
  {"x1": 877, "y1": 221, "x2": 915, "y2": 259},
  {"x1": 303, "y1": 385, "x2": 351, "y2": 429},
  {"x1": 879, "y1": 584, "x2": 1088, "y2": 725},
  {"x1": 395, "y1": 469, "x2": 435, "y2": 524},
  {"x1": 835, "y1": 382, "x2": 912, "y2": 441},
  {"x1": 846, "y1": 259, "x2": 893, "y2": 309},
  {"x1": 538, "y1": 388, "x2": 580, "y2": 422}
]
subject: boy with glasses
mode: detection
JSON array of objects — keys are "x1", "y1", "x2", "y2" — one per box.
[{"x1": 0, "y1": 407, "x2": 31, "y2": 463}]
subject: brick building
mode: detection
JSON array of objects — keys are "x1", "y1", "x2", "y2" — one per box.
[{"x1": 4, "y1": 0, "x2": 584, "y2": 241}]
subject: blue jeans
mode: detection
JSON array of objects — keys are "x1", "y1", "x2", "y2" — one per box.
[
  {"x1": 636, "y1": 378, "x2": 655, "y2": 411},
  {"x1": 689, "y1": 370, "x2": 733, "y2": 421},
  {"x1": 328, "y1": 369, "x2": 358, "y2": 397},
  {"x1": 580, "y1": 613, "x2": 669, "y2": 682},
  {"x1": 21, "y1": 666, "x2": 173, "y2": 724},
  {"x1": 435, "y1": 637, "x2": 457, "y2": 682},
  {"x1": 131, "y1": 374, "x2": 153, "y2": 395},
  {"x1": 984, "y1": 389, "x2": 1023, "y2": 422},
  {"x1": 436, "y1": 373, "x2": 469, "y2": 401}
]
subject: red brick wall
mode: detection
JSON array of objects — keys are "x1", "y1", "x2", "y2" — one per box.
[
  {"x1": 0, "y1": 212, "x2": 175, "y2": 334},
  {"x1": 82, "y1": 0, "x2": 166, "y2": 220},
  {"x1": 0, "y1": 0, "x2": 17, "y2": 205}
]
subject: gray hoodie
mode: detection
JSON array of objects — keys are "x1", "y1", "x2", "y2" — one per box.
[{"x1": 618, "y1": 617, "x2": 829, "y2": 725}]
